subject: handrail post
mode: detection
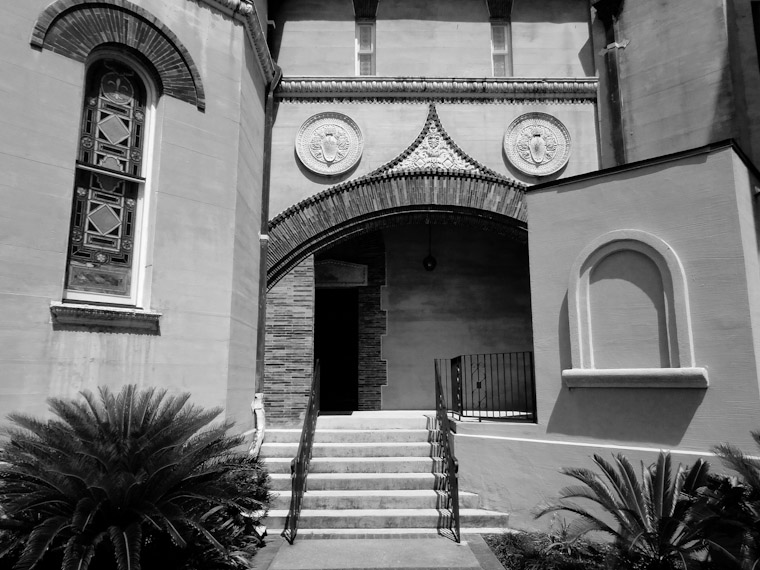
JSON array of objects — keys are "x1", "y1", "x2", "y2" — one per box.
[
  {"x1": 281, "y1": 360, "x2": 320, "y2": 544},
  {"x1": 434, "y1": 366, "x2": 461, "y2": 543}
]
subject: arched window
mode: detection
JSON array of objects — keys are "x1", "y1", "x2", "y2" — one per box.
[{"x1": 64, "y1": 56, "x2": 155, "y2": 306}]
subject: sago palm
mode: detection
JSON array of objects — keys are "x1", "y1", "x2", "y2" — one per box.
[
  {"x1": 535, "y1": 451, "x2": 709, "y2": 570},
  {"x1": 702, "y1": 433, "x2": 760, "y2": 569},
  {"x1": 0, "y1": 385, "x2": 268, "y2": 570}
]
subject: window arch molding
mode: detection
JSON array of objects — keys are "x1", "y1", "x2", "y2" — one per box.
[
  {"x1": 564, "y1": 229, "x2": 708, "y2": 388},
  {"x1": 31, "y1": 0, "x2": 205, "y2": 110}
]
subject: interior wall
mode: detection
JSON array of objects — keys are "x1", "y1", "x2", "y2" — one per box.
[{"x1": 381, "y1": 224, "x2": 532, "y2": 410}]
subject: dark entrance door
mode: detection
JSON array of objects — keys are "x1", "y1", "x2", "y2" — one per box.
[{"x1": 315, "y1": 288, "x2": 359, "y2": 412}]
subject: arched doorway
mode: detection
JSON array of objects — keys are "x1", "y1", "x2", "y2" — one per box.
[
  {"x1": 263, "y1": 177, "x2": 529, "y2": 425},
  {"x1": 263, "y1": 106, "x2": 530, "y2": 426}
]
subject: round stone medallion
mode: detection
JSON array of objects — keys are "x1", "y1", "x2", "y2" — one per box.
[
  {"x1": 503, "y1": 113, "x2": 571, "y2": 176},
  {"x1": 295, "y1": 112, "x2": 363, "y2": 176}
]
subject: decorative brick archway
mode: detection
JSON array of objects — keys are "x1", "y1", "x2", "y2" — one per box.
[
  {"x1": 267, "y1": 176, "x2": 527, "y2": 288},
  {"x1": 264, "y1": 105, "x2": 529, "y2": 424},
  {"x1": 267, "y1": 104, "x2": 527, "y2": 287},
  {"x1": 31, "y1": 0, "x2": 205, "y2": 110}
]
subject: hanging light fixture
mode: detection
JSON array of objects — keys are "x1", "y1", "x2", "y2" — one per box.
[{"x1": 423, "y1": 224, "x2": 437, "y2": 271}]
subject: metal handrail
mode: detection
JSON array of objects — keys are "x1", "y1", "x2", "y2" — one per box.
[
  {"x1": 281, "y1": 360, "x2": 320, "y2": 544},
  {"x1": 434, "y1": 360, "x2": 460, "y2": 543}
]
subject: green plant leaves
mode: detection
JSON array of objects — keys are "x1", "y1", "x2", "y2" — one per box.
[{"x1": 0, "y1": 385, "x2": 270, "y2": 570}]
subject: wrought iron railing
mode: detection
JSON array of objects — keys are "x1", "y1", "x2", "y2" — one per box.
[
  {"x1": 435, "y1": 351, "x2": 536, "y2": 422},
  {"x1": 281, "y1": 360, "x2": 320, "y2": 544},
  {"x1": 434, "y1": 359, "x2": 460, "y2": 543}
]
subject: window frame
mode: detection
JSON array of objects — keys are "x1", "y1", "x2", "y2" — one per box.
[
  {"x1": 63, "y1": 49, "x2": 159, "y2": 309},
  {"x1": 355, "y1": 20, "x2": 376, "y2": 76},
  {"x1": 490, "y1": 21, "x2": 512, "y2": 77}
]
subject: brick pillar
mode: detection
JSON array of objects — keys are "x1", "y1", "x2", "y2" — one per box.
[
  {"x1": 357, "y1": 239, "x2": 387, "y2": 410},
  {"x1": 264, "y1": 256, "x2": 315, "y2": 427}
]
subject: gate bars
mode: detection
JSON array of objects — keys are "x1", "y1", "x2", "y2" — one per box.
[{"x1": 435, "y1": 351, "x2": 536, "y2": 422}]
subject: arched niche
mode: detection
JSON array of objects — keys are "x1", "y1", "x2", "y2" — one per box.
[{"x1": 564, "y1": 229, "x2": 708, "y2": 388}]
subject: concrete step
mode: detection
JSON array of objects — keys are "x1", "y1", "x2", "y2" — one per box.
[
  {"x1": 261, "y1": 442, "x2": 434, "y2": 458},
  {"x1": 305, "y1": 473, "x2": 440, "y2": 491},
  {"x1": 316, "y1": 412, "x2": 431, "y2": 430},
  {"x1": 265, "y1": 508, "x2": 509, "y2": 529},
  {"x1": 265, "y1": 428, "x2": 302, "y2": 444},
  {"x1": 268, "y1": 472, "x2": 442, "y2": 492},
  {"x1": 314, "y1": 429, "x2": 434, "y2": 443},
  {"x1": 271, "y1": 489, "x2": 480, "y2": 510},
  {"x1": 264, "y1": 428, "x2": 435, "y2": 445},
  {"x1": 263, "y1": 456, "x2": 437, "y2": 474}
]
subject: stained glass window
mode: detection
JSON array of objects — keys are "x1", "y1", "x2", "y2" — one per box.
[{"x1": 66, "y1": 60, "x2": 147, "y2": 301}]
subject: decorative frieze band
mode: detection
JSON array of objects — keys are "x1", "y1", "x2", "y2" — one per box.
[{"x1": 276, "y1": 77, "x2": 598, "y2": 103}]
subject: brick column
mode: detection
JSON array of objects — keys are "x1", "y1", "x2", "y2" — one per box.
[
  {"x1": 264, "y1": 256, "x2": 315, "y2": 426},
  {"x1": 357, "y1": 238, "x2": 387, "y2": 410}
]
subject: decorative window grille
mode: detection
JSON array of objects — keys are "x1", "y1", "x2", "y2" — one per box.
[
  {"x1": 491, "y1": 23, "x2": 512, "y2": 77},
  {"x1": 356, "y1": 22, "x2": 376, "y2": 76},
  {"x1": 65, "y1": 59, "x2": 149, "y2": 303}
]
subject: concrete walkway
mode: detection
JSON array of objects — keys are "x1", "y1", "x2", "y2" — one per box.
[{"x1": 253, "y1": 534, "x2": 504, "y2": 570}]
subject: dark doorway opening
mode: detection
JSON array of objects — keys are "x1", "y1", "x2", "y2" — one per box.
[{"x1": 315, "y1": 288, "x2": 359, "y2": 412}]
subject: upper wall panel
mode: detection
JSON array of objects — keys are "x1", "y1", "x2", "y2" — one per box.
[{"x1": 271, "y1": 0, "x2": 593, "y2": 78}]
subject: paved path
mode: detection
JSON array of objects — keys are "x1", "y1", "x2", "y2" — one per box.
[{"x1": 253, "y1": 535, "x2": 504, "y2": 570}]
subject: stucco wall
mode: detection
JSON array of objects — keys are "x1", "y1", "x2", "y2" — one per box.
[
  {"x1": 615, "y1": 0, "x2": 734, "y2": 163},
  {"x1": 0, "y1": 1, "x2": 267, "y2": 425},
  {"x1": 726, "y1": 0, "x2": 760, "y2": 168},
  {"x1": 527, "y1": 146, "x2": 760, "y2": 452},
  {"x1": 269, "y1": 101, "x2": 598, "y2": 218},
  {"x1": 452, "y1": 148, "x2": 760, "y2": 529},
  {"x1": 454, "y1": 428, "x2": 715, "y2": 530},
  {"x1": 271, "y1": 0, "x2": 592, "y2": 78},
  {"x1": 381, "y1": 225, "x2": 532, "y2": 409}
]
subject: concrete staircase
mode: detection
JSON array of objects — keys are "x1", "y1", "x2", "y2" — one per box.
[{"x1": 262, "y1": 411, "x2": 509, "y2": 536}]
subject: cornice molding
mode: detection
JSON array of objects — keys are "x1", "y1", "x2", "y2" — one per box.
[
  {"x1": 194, "y1": 0, "x2": 274, "y2": 83},
  {"x1": 276, "y1": 77, "x2": 598, "y2": 103}
]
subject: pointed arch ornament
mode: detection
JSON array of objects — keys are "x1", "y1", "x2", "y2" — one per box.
[
  {"x1": 267, "y1": 105, "x2": 527, "y2": 287},
  {"x1": 31, "y1": 0, "x2": 205, "y2": 110}
]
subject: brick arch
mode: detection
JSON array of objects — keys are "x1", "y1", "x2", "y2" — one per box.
[
  {"x1": 267, "y1": 170, "x2": 528, "y2": 287},
  {"x1": 31, "y1": 0, "x2": 205, "y2": 110}
]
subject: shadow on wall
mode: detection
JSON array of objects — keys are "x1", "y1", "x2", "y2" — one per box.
[
  {"x1": 546, "y1": 387, "x2": 705, "y2": 446},
  {"x1": 549, "y1": 294, "x2": 705, "y2": 446}
]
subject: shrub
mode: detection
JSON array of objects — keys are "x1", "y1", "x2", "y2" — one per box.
[
  {"x1": 535, "y1": 452, "x2": 709, "y2": 570},
  {"x1": 0, "y1": 385, "x2": 269, "y2": 570},
  {"x1": 695, "y1": 435, "x2": 760, "y2": 569},
  {"x1": 484, "y1": 527, "x2": 612, "y2": 570}
]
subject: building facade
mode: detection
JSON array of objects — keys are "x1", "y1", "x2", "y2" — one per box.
[{"x1": 3, "y1": 0, "x2": 760, "y2": 528}]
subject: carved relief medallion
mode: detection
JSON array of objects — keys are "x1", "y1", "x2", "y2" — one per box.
[
  {"x1": 503, "y1": 113, "x2": 571, "y2": 176},
  {"x1": 296, "y1": 112, "x2": 363, "y2": 175}
]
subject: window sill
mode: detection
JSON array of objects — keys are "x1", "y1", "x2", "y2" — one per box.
[
  {"x1": 50, "y1": 302, "x2": 161, "y2": 335},
  {"x1": 562, "y1": 368, "x2": 709, "y2": 389}
]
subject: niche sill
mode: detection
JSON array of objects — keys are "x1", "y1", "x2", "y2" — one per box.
[
  {"x1": 50, "y1": 301, "x2": 161, "y2": 334},
  {"x1": 562, "y1": 367, "x2": 708, "y2": 389}
]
